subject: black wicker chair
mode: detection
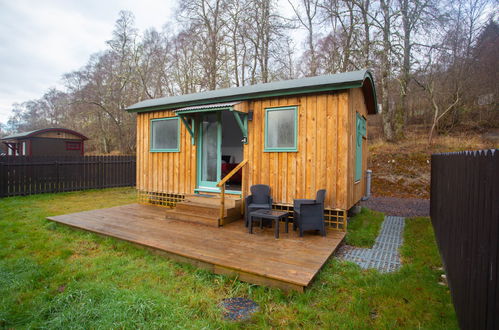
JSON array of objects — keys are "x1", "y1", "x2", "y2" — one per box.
[
  {"x1": 245, "y1": 184, "x2": 273, "y2": 227},
  {"x1": 293, "y1": 189, "x2": 326, "y2": 237}
]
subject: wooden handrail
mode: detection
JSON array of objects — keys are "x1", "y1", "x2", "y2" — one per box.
[
  {"x1": 216, "y1": 159, "x2": 248, "y2": 187},
  {"x1": 216, "y1": 159, "x2": 248, "y2": 225}
]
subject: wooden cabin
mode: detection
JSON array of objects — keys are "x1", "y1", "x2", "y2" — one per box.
[
  {"x1": 1, "y1": 128, "x2": 88, "y2": 157},
  {"x1": 127, "y1": 70, "x2": 378, "y2": 229}
]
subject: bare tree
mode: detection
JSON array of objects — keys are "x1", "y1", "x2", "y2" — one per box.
[
  {"x1": 412, "y1": 0, "x2": 492, "y2": 144},
  {"x1": 319, "y1": 0, "x2": 360, "y2": 72},
  {"x1": 289, "y1": 0, "x2": 320, "y2": 76},
  {"x1": 414, "y1": 52, "x2": 461, "y2": 145},
  {"x1": 6, "y1": 1, "x2": 497, "y2": 152},
  {"x1": 377, "y1": 0, "x2": 398, "y2": 141},
  {"x1": 178, "y1": 0, "x2": 227, "y2": 90},
  {"x1": 395, "y1": 0, "x2": 436, "y2": 139},
  {"x1": 135, "y1": 28, "x2": 172, "y2": 99},
  {"x1": 170, "y1": 28, "x2": 204, "y2": 94},
  {"x1": 225, "y1": 0, "x2": 252, "y2": 86},
  {"x1": 355, "y1": 0, "x2": 372, "y2": 68}
]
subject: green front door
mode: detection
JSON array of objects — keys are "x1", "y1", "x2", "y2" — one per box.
[{"x1": 197, "y1": 112, "x2": 222, "y2": 190}]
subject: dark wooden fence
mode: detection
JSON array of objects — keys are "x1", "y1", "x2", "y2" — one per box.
[
  {"x1": 431, "y1": 149, "x2": 498, "y2": 330},
  {"x1": 0, "y1": 155, "x2": 136, "y2": 197}
]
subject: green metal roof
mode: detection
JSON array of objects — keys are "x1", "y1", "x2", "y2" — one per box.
[
  {"x1": 126, "y1": 69, "x2": 378, "y2": 114},
  {"x1": 1, "y1": 128, "x2": 88, "y2": 141},
  {"x1": 2, "y1": 129, "x2": 40, "y2": 140}
]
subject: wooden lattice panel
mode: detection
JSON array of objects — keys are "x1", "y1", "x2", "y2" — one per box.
[
  {"x1": 272, "y1": 203, "x2": 347, "y2": 232},
  {"x1": 323, "y1": 208, "x2": 347, "y2": 231},
  {"x1": 138, "y1": 190, "x2": 185, "y2": 208},
  {"x1": 138, "y1": 192, "x2": 347, "y2": 232}
]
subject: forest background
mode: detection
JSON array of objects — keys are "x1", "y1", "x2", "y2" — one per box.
[{"x1": 1, "y1": 0, "x2": 497, "y2": 154}]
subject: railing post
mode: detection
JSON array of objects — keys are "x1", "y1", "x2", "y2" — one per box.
[
  {"x1": 216, "y1": 159, "x2": 248, "y2": 226},
  {"x1": 240, "y1": 192, "x2": 244, "y2": 215},
  {"x1": 220, "y1": 184, "x2": 225, "y2": 226}
]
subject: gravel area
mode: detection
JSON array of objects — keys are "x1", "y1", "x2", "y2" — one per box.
[{"x1": 359, "y1": 196, "x2": 430, "y2": 217}]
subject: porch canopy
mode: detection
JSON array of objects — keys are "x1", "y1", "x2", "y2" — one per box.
[{"x1": 174, "y1": 101, "x2": 248, "y2": 144}]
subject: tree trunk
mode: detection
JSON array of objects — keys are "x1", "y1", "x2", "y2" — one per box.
[
  {"x1": 380, "y1": 0, "x2": 394, "y2": 141},
  {"x1": 361, "y1": 0, "x2": 371, "y2": 68},
  {"x1": 397, "y1": 0, "x2": 411, "y2": 140}
]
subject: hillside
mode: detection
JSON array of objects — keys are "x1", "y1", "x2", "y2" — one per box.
[{"x1": 367, "y1": 123, "x2": 498, "y2": 199}]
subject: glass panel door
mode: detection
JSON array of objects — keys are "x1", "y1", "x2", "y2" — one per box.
[{"x1": 198, "y1": 112, "x2": 221, "y2": 189}]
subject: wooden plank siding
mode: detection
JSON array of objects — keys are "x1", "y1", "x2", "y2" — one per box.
[
  {"x1": 136, "y1": 110, "x2": 194, "y2": 196},
  {"x1": 136, "y1": 88, "x2": 370, "y2": 211}
]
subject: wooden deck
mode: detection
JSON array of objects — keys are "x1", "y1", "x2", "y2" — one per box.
[{"x1": 47, "y1": 203, "x2": 345, "y2": 292}]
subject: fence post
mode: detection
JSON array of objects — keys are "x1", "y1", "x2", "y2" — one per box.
[
  {"x1": 55, "y1": 161, "x2": 59, "y2": 193},
  {"x1": 0, "y1": 158, "x2": 5, "y2": 197}
]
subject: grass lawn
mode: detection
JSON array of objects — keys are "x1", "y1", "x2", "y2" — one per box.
[
  {"x1": 0, "y1": 188, "x2": 458, "y2": 328},
  {"x1": 345, "y1": 208, "x2": 384, "y2": 247}
]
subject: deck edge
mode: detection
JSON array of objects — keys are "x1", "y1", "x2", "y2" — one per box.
[{"x1": 47, "y1": 215, "x2": 308, "y2": 291}]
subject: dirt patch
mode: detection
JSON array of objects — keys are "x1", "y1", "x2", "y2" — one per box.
[
  {"x1": 370, "y1": 152, "x2": 430, "y2": 199},
  {"x1": 368, "y1": 128, "x2": 497, "y2": 199}
]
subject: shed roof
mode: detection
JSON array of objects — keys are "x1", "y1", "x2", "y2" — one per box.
[
  {"x1": 1, "y1": 128, "x2": 88, "y2": 141},
  {"x1": 126, "y1": 69, "x2": 378, "y2": 114}
]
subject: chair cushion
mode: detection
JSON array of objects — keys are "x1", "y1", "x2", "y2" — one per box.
[{"x1": 248, "y1": 203, "x2": 271, "y2": 209}]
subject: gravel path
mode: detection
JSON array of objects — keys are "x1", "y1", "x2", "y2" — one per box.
[{"x1": 359, "y1": 196, "x2": 430, "y2": 217}]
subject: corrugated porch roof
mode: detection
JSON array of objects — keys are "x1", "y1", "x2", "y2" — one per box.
[{"x1": 174, "y1": 101, "x2": 241, "y2": 114}]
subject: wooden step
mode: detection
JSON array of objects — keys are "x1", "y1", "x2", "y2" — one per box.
[
  {"x1": 185, "y1": 194, "x2": 241, "y2": 208},
  {"x1": 176, "y1": 201, "x2": 241, "y2": 218},
  {"x1": 166, "y1": 194, "x2": 243, "y2": 227},
  {"x1": 164, "y1": 209, "x2": 219, "y2": 227}
]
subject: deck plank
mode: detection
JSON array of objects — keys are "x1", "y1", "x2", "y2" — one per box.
[{"x1": 47, "y1": 203, "x2": 345, "y2": 290}]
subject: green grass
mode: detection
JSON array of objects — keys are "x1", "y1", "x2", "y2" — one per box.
[
  {"x1": 345, "y1": 208, "x2": 384, "y2": 247},
  {"x1": 0, "y1": 188, "x2": 458, "y2": 328}
]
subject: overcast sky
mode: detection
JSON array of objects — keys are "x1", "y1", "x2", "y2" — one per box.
[{"x1": 0, "y1": 0, "x2": 176, "y2": 125}]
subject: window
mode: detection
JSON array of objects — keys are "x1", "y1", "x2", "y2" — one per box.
[
  {"x1": 150, "y1": 117, "x2": 180, "y2": 152},
  {"x1": 65, "y1": 141, "x2": 82, "y2": 150},
  {"x1": 264, "y1": 106, "x2": 298, "y2": 152},
  {"x1": 355, "y1": 112, "x2": 367, "y2": 181}
]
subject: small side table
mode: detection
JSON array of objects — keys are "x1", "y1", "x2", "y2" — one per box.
[{"x1": 249, "y1": 209, "x2": 290, "y2": 238}]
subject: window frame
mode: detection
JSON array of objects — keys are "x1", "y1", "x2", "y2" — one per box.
[
  {"x1": 150, "y1": 117, "x2": 180, "y2": 153},
  {"x1": 355, "y1": 112, "x2": 367, "y2": 182},
  {"x1": 264, "y1": 106, "x2": 298, "y2": 152},
  {"x1": 65, "y1": 141, "x2": 82, "y2": 151}
]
